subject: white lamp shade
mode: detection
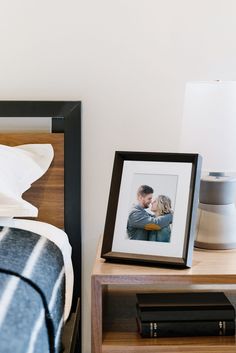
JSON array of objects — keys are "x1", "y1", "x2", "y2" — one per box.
[{"x1": 180, "y1": 81, "x2": 236, "y2": 173}]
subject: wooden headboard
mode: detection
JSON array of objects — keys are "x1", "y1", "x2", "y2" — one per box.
[
  {"x1": 0, "y1": 133, "x2": 64, "y2": 228},
  {"x1": 0, "y1": 101, "x2": 81, "y2": 314}
]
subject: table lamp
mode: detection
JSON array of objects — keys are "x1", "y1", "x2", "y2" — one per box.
[{"x1": 180, "y1": 81, "x2": 236, "y2": 249}]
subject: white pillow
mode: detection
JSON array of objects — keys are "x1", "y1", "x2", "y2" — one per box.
[{"x1": 0, "y1": 144, "x2": 54, "y2": 217}]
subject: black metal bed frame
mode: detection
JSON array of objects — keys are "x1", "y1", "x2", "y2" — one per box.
[{"x1": 0, "y1": 101, "x2": 81, "y2": 352}]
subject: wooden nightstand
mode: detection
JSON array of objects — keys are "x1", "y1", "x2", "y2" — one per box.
[{"x1": 91, "y1": 244, "x2": 236, "y2": 353}]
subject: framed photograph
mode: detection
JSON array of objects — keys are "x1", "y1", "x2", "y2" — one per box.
[{"x1": 101, "y1": 151, "x2": 202, "y2": 268}]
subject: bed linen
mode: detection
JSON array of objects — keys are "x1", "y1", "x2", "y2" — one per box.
[
  {"x1": 0, "y1": 226, "x2": 64, "y2": 353},
  {"x1": 0, "y1": 144, "x2": 54, "y2": 217},
  {"x1": 0, "y1": 218, "x2": 73, "y2": 321}
]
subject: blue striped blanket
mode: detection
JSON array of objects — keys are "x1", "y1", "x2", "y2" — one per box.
[{"x1": 0, "y1": 226, "x2": 65, "y2": 353}]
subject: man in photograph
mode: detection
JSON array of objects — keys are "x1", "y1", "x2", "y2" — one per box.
[{"x1": 127, "y1": 185, "x2": 173, "y2": 240}]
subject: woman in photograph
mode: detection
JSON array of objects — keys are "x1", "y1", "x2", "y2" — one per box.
[{"x1": 148, "y1": 195, "x2": 172, "y2": 242}]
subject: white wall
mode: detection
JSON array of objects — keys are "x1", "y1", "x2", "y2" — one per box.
[{"x1": 1, "y1": 1, "x2": 236, "y2": 352}]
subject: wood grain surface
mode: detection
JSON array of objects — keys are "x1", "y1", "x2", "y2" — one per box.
[{"x1": 0, "y1": 133, "x2": 64, "y2": 228}]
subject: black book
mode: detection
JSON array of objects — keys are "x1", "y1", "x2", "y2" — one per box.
[
  {"x1": 136, "y1": 317, "x2": 236, "y2": 338},
  {"x1": 137, "y1": 304, "x2": 235, "y2": 322},
  {"x1": 136, "y1": 292, "x2": 235, "y2": 322}
]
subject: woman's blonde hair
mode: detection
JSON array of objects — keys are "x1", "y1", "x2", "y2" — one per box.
[{"x1": 155, "y1": 195, "x2": 172, "y2": 215}]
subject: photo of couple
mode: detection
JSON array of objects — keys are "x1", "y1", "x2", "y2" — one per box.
[
  {"x1": 101, "y1": 152, "x2": 201, "y2": 267},
  {"x1": 127, "y1": 184, "x2": 173, "y2": 242}
]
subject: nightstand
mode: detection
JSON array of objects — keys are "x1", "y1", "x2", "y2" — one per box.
[{"x1": 91, "y1": 244, "x2": 236, "y2": 353}]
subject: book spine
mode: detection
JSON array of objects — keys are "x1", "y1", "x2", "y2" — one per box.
[
  {"x1": 137, "y1": 318, "x2": 235, "y2": 338},
  {"x1": 137, "y1": 308, "x2": 235, "y2": 322}
]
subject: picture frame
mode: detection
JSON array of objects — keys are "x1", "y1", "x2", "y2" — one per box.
[{"x1": 101, "y1": 151, "x2": 202, "y2": 268}]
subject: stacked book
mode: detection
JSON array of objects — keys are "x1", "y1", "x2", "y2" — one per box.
[{"x1": 136, "y1": 292, "x2": 235, "y2": 338}]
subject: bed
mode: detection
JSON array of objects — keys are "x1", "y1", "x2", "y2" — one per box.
[{"x1": 0, "y1": 101, "x2": 81, "y2": 353}]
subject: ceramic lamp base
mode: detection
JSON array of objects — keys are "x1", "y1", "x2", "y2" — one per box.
[{"x1": 195, "y1": 203, "x2": 236, "y2": 249}]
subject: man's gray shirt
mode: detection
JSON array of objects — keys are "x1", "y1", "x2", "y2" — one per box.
[{"x1": 127, "y1": 204, "x2": 173, "y2": 240}]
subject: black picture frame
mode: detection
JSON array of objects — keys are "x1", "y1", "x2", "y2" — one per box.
[
  {"x1": 101, "y1": 151, "x2": 202, "y2": 268},
  {"x1": 0, "y1": 101, "x2": 81, "y2": 311}
]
